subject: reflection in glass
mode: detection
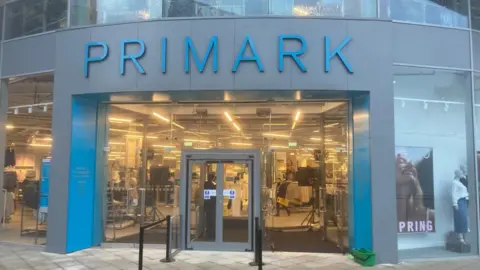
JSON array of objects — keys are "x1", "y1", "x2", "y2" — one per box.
[
  {"x1": 271, "y1": 0, "x2": 376, "y2": 17},
  {"x1": 70, "y1": 0, "x2": 377, "y2": 26},
  {"x1": 394, "y1": 66, "x2": 477, "y2": 259},
  {"x1": 70, "y1": 0, "x2": 164, "y2": 26},
  {"x1": 471, "y1": 0, "x2": 480, "y2": 30},
  {"x1": 5, "y1": 0, "x2": 68, "y2": 40},
  {"x1": 388, "y1": 0, "x2": 468, "y2": 28}
]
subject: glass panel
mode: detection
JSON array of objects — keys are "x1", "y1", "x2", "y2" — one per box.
[
  {"x1": 0, "y1": 73, "x2": 53, "y2": 246},
  {"x1": 271, "y1": 0, "x2": 376, "y2": 17},
  {"x1": 189, "y1": 162, "x2": 216, "y2": 243},
  {"x1": 4, "y1": 0, "x2": 67, "y2": 40},
  {"x1": 71, "y1": 0, "x2": 376, "y2": 26},
  {"x1": 70, "y1": 0, "x2": 164, "y2": 26},
  {"x1": 107, "y1": 90, "x2": 351, "y2": 252},
  {"x1": 222, "y1": 162, "x2": 249, "y2": 243},
  {"x1": 472, "y1": 0, "x2": 480, "y2": 30},
  {"x1": 387, "y1": 0, "x2": 468, "y2": 28},
  {"x1": 394, "y1": 66, "x2": 477, "y2": 259}
]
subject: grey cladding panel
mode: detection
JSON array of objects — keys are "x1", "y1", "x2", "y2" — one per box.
[
  {"x1": 137, "y1": 20, "x2": 191, "y2": 91},
  {"x1": 233, "y1": 19, "x2": 293, "y2": 90},
  {"x1": 347, "y1": 20, "x2": 393, "y2": 91},
  {"x1": 473, "y1": 31, "x2": 480, "y2": 71},
  {"x1": 392, "y1": 23, "x2": 470, "y2": 69},
  {"x1": 88, "y1": 24, "x2": 139, "y2": 93},
  {"x1": 289, "y1": 19, "x2": 349, "y2": 91},
  {"x1": 2, "y1": 33, "x2": 56, "y2": 77}
]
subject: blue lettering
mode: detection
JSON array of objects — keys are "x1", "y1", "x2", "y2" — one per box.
[
  {"x1": 278, "y1": 35, "x2": 307, "y2": 72},
  {"x1": 232, "y1": 36, "x2": 264, "y2": 72},
  {"x1": 161, "y1": 37, "x2": 167, "y2": 73},
  {"x1": 184, "y1": 36, "x2": 218, "y2": 73},
  {"x1": 120, "y1": 39, "x2": 146, "y2": 75},
  {"x1": 84, "y1": 42, "x2": 108, "y2": 78},
  {"x1": 324, "y1": 36, "x2": 353, "y2": 73}
]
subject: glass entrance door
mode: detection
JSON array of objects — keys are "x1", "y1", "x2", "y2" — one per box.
[{"x1": 185, "y1": 156, "x2": 253, "y2": 251}]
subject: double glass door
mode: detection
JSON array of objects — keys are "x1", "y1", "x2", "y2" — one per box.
[{"x1": 186, "y1": 156, "x2": 253, "y2": 251}]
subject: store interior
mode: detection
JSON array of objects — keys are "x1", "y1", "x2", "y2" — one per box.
[
  {"x1": 104, "y1": 97, "x2": 349, "y2": 253},
  {"x1": 0, "y1": 73, "x2": 53, "y2": 245}
]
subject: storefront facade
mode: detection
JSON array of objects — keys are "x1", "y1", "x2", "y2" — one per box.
[{"x1": 0, "y1": 0, "x2": 480, "y2": 265}]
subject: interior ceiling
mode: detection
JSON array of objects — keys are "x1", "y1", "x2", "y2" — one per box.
[
  {"x1": 4, "y1": 72, "x2": 348, "y2": 150},
  {"x1": 6, "y1": 73, "x2": 53, "y2": 146},
  {"x1": 108, "y1": 101, "x2": 348, "y2": 150}
]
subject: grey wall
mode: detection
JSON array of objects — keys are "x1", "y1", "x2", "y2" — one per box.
[
  {"x1": 50, "y1": 17, "x2": 397, "y2": 263},
  {"x1": 393, "y1": 23, "x2": 471, "y2": 69},
  {"x1": 1, "y1": 32, "x2": 55, "y2": 78}
]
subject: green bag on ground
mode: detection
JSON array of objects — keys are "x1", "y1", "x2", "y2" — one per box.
[{"x1": 351, "y1": 248, "x2": 376, "y2": 267}]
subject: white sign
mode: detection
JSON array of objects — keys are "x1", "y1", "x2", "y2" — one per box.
[{"x1": 203, "y1": 189, "x2": 235, "y2": 199}]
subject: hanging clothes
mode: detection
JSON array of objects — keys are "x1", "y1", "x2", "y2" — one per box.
[{"x1": 4, "y1": 147, "x2": 16, "y2": 168}]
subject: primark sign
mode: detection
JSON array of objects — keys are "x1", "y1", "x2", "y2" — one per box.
[{"x1": 84, "y1": 35, "x2": 353, "y2": 77}]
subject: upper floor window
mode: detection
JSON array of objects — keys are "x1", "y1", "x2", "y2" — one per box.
[
  {"x1": 4, "y1": 0, "x2": 68, "y2": 40},
  {"x1": 386, "y1": 0, "x2": 469, "y2": 28}
]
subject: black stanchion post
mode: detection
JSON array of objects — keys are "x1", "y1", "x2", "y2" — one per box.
[
  {"x1": 250, "y1": 217, "x2": 265, "y2": 267},
  {"x1": 139, "y1": 227, "x2": 144, "y2": 270},
  {"x1": 258, "y1": 225, "x2": 263, "y2": 270},
  {"x1": 161, "y1": 215, "x2": 174, "y2": 263}
]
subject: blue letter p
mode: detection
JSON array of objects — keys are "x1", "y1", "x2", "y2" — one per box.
[{"x1": 84, "y1": 42, "x2": 108, "y2": 77}]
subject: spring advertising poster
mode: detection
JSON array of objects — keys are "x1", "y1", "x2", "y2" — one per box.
[{"x1": 396, "y1": 146, "x2": 435, "y2": 233}]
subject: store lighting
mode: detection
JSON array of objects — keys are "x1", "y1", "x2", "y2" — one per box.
[
  {"x1": 184, "y1": 138, "x2": 211, "y2": 143},
  {"x1": 29, "y1": 143, "x2": 51, "y2": 147},
  {"x1": 194, "y1": 147, "x2": 211, "y2": 150},
  {"x1": 232, "y1": 122, "x2": 241, "y2": 131},
  {"x1": 37, "y1": 137, "x2": 53, "y2": 141},
  {"x1": 110, "y1": 128, "x2": 141, "y2": 134},
  {"x1": 153, "y1": 112, "x2": 169, "y2": 122},
  {"x1": 109, "y1": 141, "x2": 125, "y2": 145},
  {"x1": 125, "y1": 135, "x2": 158, "y2": 139},
  {"x1": 109, "y1": 117, "x2": 132, "y2": 123},
  {"x1": 224, "y1": 112, "x2": 233, "y2": 122},
  {"x1": 185, "y1": 131, "x2": 210, "y2": 135},
  {"x1": 28, "y1": 107, "x2": 32, "y2": 113},
  {"x1": 262, "y1": 133, "x2": 290, "y2": 138},
  {"x1": 172, "y1": 122, "x2": 185, "y2": 129},
  {"x1": 163, "y1": 156, "x2": 177, "y2": 160},
  {"x1": 231, "y1": 142, "x2": 253, "y2": 146},
  {"x1": 153, "y1": 145, "x2": 176, "y2": 148},
  {"x1": 224, "y1": 112, "x2": 242, "y2": 131},
  {"x1": 14, "y1": 108, "x2": 18, "y2": 115},
  {"x1": 43, "y1": 106, "x2": 48, "y2": 112},
  {"x1": 152, "y1": 112, "x2": 185, "y2": 129},
  {"x1": 270, "y1": 145, "x2": 289, "y2": 149},
  {"x1": 291, "y1": 111, "x2": 301, "y2": 130},
  {"x1": 171, "y1": 150, "x2": 181, "y2": 153},
  {"x1": 264, "y1": 123, "x2": 288, "y2": 126},
  {"x1": 5, "y1": 125, "x2": 14, "y2": 130},
  {"x1": 325, "y1": 123, "x2": 339, "y2": 128},
  {"x1": 310, "y1": 137, "x2": 322, "y2": 141}
]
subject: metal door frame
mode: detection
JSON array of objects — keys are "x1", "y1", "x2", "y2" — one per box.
[{"x1": 179, "y1": 149, "x2": 261, "y2": 251}]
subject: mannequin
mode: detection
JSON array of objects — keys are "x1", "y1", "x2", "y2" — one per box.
[{"x1": 452, "y1": 170, "x2": 469, "y2": 243}]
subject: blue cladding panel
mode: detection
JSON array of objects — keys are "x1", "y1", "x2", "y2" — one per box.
[
  {"x1": 351, "y1": 93, "x2": 373, "y2": 250},
  {"x1": 66, "y1": 96, "x2": 99, "y2": 252}
]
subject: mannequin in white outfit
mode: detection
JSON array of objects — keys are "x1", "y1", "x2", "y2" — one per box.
[{"x1": 452, "y1": 170, "x2": 469, "y2": 243}]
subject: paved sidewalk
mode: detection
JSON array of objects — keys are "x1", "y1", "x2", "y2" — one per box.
[{"x1": 0, "y1": 243, "x2": 479, "y2": 270}]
